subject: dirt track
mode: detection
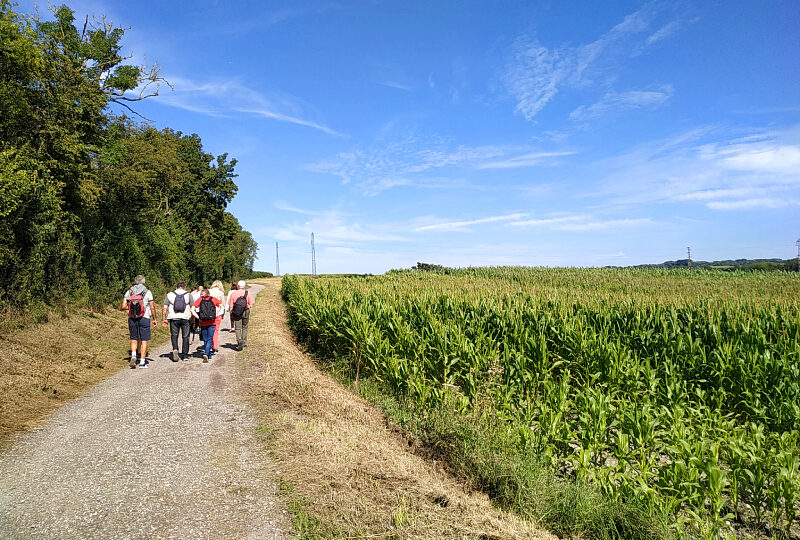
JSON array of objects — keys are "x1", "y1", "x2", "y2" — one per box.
[
  {"x1": 0, "y1": 284, "x2": 291, "y2": 539},
  {"x1": 1, "y1": 279, "x2": 553, "y2": 539}
]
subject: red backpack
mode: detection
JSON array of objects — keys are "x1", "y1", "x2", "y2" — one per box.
[{"x1": 128, "y1": 289, "x2": 148, "y2": 319}]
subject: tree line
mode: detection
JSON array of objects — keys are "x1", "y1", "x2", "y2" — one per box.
[{"x1": 1, "y1": 2, "x2": 259, "y2": 310}]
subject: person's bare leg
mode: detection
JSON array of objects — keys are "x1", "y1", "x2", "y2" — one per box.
[
  {"x1": 129, "y1": 340, "x2": 138, "y2": 355},
  {"x1": 140, "y1": 341, "x2": 149, "y2": 359}
]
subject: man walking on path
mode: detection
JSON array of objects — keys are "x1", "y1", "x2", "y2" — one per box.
[
  {"x1": 162, "y1": 281, "x2": 192, "y2": 362},
  {"x1": 121, "y1": 275, "x2": 157, "y2": 369},
  {"x1": 227, "y1": 279, "x2": 255, "y2": 351},
  {"x1": 191, "y1": 287, "x2": 223, "y2": 362}
]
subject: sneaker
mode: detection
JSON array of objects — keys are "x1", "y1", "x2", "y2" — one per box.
[
  {"x1": 129, "y1": 356, "x2": 137, "y2": 369},
  {"x1": 236, "y1": 344, "x2": 243, "y2": 352},
  {"x1": 202, "y1": 354, "x2": 209, "y2": 363},
  {"x1": 138, "y1": 359, "x2": 148, "y2": 369},
  {"x1": 172, "y1": 350, "x2": 180, "y2": 362}
]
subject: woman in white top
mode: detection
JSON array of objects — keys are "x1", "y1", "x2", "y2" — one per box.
[{"x1": 208, "y1": 280, "x2": 226, "y2": 353}]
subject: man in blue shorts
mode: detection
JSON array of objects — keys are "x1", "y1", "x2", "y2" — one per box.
[{"x1": 121, "y1": 275, "x2": 158, "y2": 369}]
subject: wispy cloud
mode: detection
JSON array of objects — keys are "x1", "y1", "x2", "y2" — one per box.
[
  {"x1": 588, "y1": 124, "x2": 800, "y2": 211},
  {"x1": 274, "y1": 201, "x2": 324, "y2": 215},
  {"x1": 476, "y1": 151, "x2": 576, "y2": 169},
  {"x1": 415, "y1": 213, "x2": 528, "y2": 233},
  {"x1": 509, "y1": 215, "x2": 587, "y2": 227},
  {"x1": 261, "y1": 211, "x2": 411, "y2": 244},
  {"x1": 569, "y1": 86, "x2": 673, "y2": 121},
  {"x1": 238, "y1": 107, "x2": 344, "y2": 136},
  {"x1": 509, "y1": 215, "x2": 652, "y2": 231},
  {"x1": 306, "y1": 136, "x2": 571, "y2": 194},
  {"x1": 156, "y1": 77, "x2": 343, "y2": 136},
  {"x1": 554, "y1": 218, "x2": 653, "y2": 232},
  {"x1": 504, "y1": 3, "x2": 688, "y2": 121},
  {"x1": 377, "y1": 80, "x2": 414, "y2": 91},
  {"x1": 717, "y1": 145, "x2": 800, "y2": 173},
  {"x1": 706, "y1": 198, "x2": 800, "y2": 210}
]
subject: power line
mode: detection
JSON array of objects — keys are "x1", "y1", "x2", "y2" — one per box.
[{"x1": 311, "y1": 232, "x2": 317, "y2": 276}]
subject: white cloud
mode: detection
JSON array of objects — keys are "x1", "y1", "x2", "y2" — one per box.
[
  {"x1": 377, "y1": 80, "x2": 413, "y2": 91},
  {"x1": 509, "y1": 215, "x2": 651, "y2": 232},
  {"x1": 415, "y1": 213, "x2": 529, "y2": 233},
  {"x1": 477, "y1": 151, "x2": 576, "y2": 169},
  {"x1": 706, "y1": 198, "x2": 800, "y2": 210},
  {"x1": 238, "y1": 107, "x2": 344, "y2": 136},
  {"x1": 155, "y1": 77, "x2": 342, "y2": 136},
  {"x1": 505, "y1": 40, "x2": 564, "y2": 120},
  {"x1": 504, "y1": 3, "x2": 687, "y2": 121},
  {"x1": 274, "y1": 201, "x2": 323, "y2": 215},
  {"x1": 509, "y1": 215, "x2": 587, "y2": 227},
  {"x1": 306, "y1": 137, "x2": 571, "y2": 194},
  {"x1": 719, "y1": 146, "x2": 800, "y2": 173},
  {"x1": 586, "y1": 125, "x2": 800, "y2": 211},
  {"x1": 554, "y1": 218, "x2": 653, "y2": 232},
  {"x1": 569, "y1": 86, "x2": 672, "y2": 121},
  {"x1": 261, "y1": 212, "x2": 411, "y2": 245}
]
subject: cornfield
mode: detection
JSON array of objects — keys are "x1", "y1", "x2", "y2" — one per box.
[{"x1": 281, "y1": 267, "x2": 800, "y2": 538}]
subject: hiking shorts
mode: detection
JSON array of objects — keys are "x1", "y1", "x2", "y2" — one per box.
[{"x1": 128, "y1": 317, "x2": 151, "y2": 341}]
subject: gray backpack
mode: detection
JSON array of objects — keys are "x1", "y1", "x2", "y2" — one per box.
[{"x1": 173, "y1": 291, "x2": 189, "y2": 313}]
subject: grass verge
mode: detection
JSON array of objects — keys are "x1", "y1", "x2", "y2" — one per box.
[
  {"x1": 241, "y1": 278, "x2": 552, "y2": 539},
  {"x1": 0, "y1": 304, "x2": 170, "y2": 448},
  {"x1": 352, "y1": 376, "x2": 670, "y2": 540}
]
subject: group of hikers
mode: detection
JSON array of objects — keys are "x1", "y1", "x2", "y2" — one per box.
[{"x1": 120, "y1": 275, "x2": 255, "y2": 369}]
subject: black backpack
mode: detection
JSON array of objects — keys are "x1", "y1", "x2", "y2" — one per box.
[
  {"x1": 231, "y1": 291, "x2": 248, "y2": 317},
  {"x1": 198, "y1": 296, "x2": 217, "y2": 321},
  {"x1": 173, "y1": 291, "x2": 188, "y2": 313}
]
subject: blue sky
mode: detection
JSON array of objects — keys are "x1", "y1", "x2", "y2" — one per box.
[{"x1": 25, "y1": 0, "x2": 800, "y2": 273}]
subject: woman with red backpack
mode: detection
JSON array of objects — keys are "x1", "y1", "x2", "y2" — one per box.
[
  {"x1": 190, "y1": 287, "x2": 223, "y2": 363},
  {"x1": 208, "y1": 280, "x2": 226, "y2": 353}
]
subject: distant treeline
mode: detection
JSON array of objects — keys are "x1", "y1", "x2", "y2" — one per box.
[
  {"x1": 634, "y1": 258, "x2": 798, "y2": 272},
  {"x1": 1, "y1": 4, "x2": 259, "y2": 309},
  {"x1": 408, "y1": 259, "x2": 798, "y2": 274}
]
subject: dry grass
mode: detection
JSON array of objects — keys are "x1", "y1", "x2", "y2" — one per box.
[
  {"x1": 241, "y1": 278, "x2": 553, "y2": 539},
  {"x1": 0, "y1": 306, "x2": 170, "y2": 448}
]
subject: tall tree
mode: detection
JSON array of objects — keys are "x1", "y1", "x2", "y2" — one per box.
[{"x1": 1, "y1": 3, "x2": 258, "y2": 309}]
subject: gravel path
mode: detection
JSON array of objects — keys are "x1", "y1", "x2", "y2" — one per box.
[{"x1": 0, "y1": 284, "x2": 291, "y2": 539}]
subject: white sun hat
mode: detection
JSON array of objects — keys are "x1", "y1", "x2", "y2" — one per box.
[{"x1": 238, "y1": 280, "x2": 246, "y2": 288}]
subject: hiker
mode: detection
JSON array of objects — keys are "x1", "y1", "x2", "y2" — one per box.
[
  {"x1": 227, "y1": 279, "x2": 255, "y2": 351},
  {"x1": 120, "y1": 275, "x2": 157, "y2": 369},
  {"x1": 189, "y1": 285, "x2": 203, "y2": 338},
  {"x1": 191, "y1": 287, "x2": 223, "y2": 363},
  {"x1": 208, "y1": 280, "x2": 226, "y2": 353},
  {"x1": 226, "y1": 282, "x2": 238, "y2": 331},
  {"x1": 162, "y1": 281, "x2": 192, "y2": 362}
]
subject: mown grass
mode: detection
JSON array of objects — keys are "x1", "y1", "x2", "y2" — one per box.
[
  {"x1": 0, "y1": 303, "x2": 170, "y2": 447},
  {"x1": 245, "y1": 279, "x2": 549, "y2": 539}
]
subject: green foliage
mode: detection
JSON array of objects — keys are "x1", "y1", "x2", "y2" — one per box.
[
  {"x1": 246, "y1": 270, "x2": 274, "y2": 279},
  {"x1": 0, "y1": 3, "x2": 257, "y2": 310},
  {"x1": 282, "y1": 268, "x2": 800, "y2": 539}
]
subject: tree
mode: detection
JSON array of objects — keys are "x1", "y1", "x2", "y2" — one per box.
[{"x1": 0, "y1": 3, "x2": 258, "y2": 309}]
